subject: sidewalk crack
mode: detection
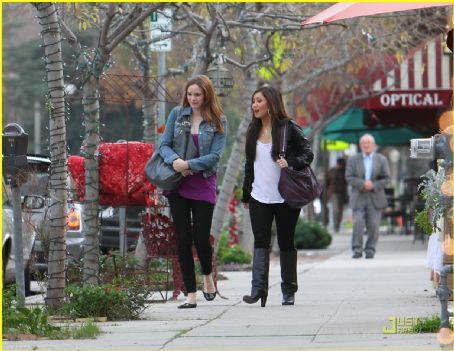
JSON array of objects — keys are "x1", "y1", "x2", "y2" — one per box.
[
  {"x1": 159, "y1": 300, "x2": 242, "y2": 349},
  {"x1": 311, "y1": 299, "x2": 345, "y2": 343}
]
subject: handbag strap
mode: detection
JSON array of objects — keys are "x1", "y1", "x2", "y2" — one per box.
[
  {"x1": 175, "y1": 106, "x2": 192, "y2": 160},
  {"x1": 183, "y1": 128, "x2": 191, "y2": 160},
  {"x1": 279, "y1": 121, "x2": 289, "y2": 159}
]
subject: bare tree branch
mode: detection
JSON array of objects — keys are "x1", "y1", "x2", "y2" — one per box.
[
  {"x1": 106, "y1": 4, "x2": 164, "y2": 53},
  {"x1": 181, "y1": 4, "x2": 208, "y2": 35},
  {"x1": 59, "y1": 18, "x2": 82, "y2": 55},
  {"x1": 100, "y1": 4, "x2": 116, "y2": 49},
  {"x1": 225, "y1": 32, "x2": 275, "y2": 70}
]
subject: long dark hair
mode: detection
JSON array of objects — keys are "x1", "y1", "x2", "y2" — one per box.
[
  {"x1": 182, "y1": 75, "x2": 224, "y2": 133},
  {"x1": 245, "y1": 86, "x2": 291, "y2": 161}
]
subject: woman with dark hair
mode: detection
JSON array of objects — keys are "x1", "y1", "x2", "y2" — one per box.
[
  {"x1": 159, "y1": 75, "x2": 228, "y2": 309},
  {"x1": 242, "y1": 86, "x2": 313, "y2": 307}
]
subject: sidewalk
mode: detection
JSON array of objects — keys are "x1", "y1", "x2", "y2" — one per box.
[{"x1": 4, "y1": 231, "x2": 446, "y2": 350}]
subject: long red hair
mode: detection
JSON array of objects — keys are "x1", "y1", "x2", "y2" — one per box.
[{"x1": 182, "y1": 75, "x2": 224, "y2": 133}]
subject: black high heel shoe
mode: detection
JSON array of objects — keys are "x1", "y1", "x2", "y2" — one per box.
[
  {"x1": 282, "y1": 293, "x2": 294, "y2": 306},
  {"x1": 177, "y1": 302, "x2": 197, "y2": 309},
  {"x1": 203, "y1": 291, "x2": 217, "y2": 301},
  {"x1": 242, "y1": 293, "x2": 268, "y2": 307}
]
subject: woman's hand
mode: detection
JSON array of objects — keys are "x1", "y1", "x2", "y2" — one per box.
[
  {"x1": 173, "y1": 158, "x2": 189, "y2": 172},
  {"x1": 181, "y1": 169, "x2": 193, "y2": 177},
  {"x1": 277, "y1": 157, "x2": 288, "y2": 168},
  {"x1": 243, "y1": 202, "x2": 249, "y2": 209}
]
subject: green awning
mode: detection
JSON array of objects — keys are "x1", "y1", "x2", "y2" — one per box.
[{"x1": 322, "y1": 107, "x2": 427, "y2": 146}]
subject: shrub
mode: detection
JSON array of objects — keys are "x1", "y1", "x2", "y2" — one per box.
[
  {"x1": 217, "y1": 232, "x2": 252, "y2": 265},
  {"x1": 294, "y1": 218, "x2": 332, "y2": 249},
  {"x1": 62, "y1": 282, "x2": 149, "y2": 321},
  {"x1": 2, "y1": 286, "x2": 58, "y2": 337},
  {"x1": 2, "y1": 286, "x2": 102, "y2": 340},
  {"x1": 411, "y1": 315, "x2": 454, "y2": 333},
  {"x1": 61, "y1": 253, "x2": 151, "y2": 321}
]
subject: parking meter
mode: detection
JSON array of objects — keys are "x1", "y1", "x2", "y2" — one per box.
[
  {"x1": 3, "y1": 123, "x2": 29, "y2": 186},
  {"x1": 2, "y1": 123, "x2": 28, "y2": 305},
  {"x1": 410, "y1": 133, "x2": 452, "y2": 166}
]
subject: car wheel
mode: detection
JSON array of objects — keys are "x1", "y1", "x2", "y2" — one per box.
[
  {"x1": 24, "y1": 265, "x2": 31, "y2": 297},
  {"x1": 2, "y1": 246, "x2": 9, "y2": 291},
  {"x1": 2, "y1": 260, "x2": 6, "y2": 291}
]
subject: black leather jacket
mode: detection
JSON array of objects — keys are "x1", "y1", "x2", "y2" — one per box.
[{"x1": 242, "y1": 120, "x2": 314, "y2": 203}]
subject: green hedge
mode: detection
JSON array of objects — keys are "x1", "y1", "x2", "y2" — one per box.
[
  {"x1": 217, "y1": 232, "x2": 252, "y2": 265},
  {"x1": 294, "y1": 218, "x2": 332, "y2": 249}
]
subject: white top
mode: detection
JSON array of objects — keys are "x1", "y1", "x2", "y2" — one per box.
[{"x1": 251, "y1": 141, "x2": 285, "y2": 204}]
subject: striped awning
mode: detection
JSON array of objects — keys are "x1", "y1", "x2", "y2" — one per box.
[{"x1": 366, "y1": 35, "x2": 452, "y2": 110}]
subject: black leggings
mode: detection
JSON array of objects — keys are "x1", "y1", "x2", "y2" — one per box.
[
  {"x1": 249, "y1": 197, "x2": 301, "y2": 251},
  {"x1": 167, "y1": 194, "x2": 214, "y2": 293}
]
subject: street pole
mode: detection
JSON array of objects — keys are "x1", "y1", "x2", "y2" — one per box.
[
  {"x1": 119, "y1": 207, "x2": 127, "y2": 257},
  {"x1": 150, "y1": 9, "x2": 171, "y2": 131},
  {"x1": 3, "y1": 123, "x2": 28, "y2": 306},
  {"x1": 11, "y1": 179, "x2": 25, "y2": 306},
  {"x1": 158, "y1": 51, "x2": 166, "y2": 130},
  {"x1": 34, "y1": 101, "x2": 41, "y2": 154}
]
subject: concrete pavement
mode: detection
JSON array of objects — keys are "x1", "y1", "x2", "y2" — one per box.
[{"x1": 4, "y1": 230, "x2": 449, "y2": 350}]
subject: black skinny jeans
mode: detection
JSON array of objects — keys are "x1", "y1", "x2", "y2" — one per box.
[
  {"x1": 249, "y1": 197, "x2": 301, "y2": 251},
  {"x1": 167, "y1": 194, "x2": 214, "y2": 293}
]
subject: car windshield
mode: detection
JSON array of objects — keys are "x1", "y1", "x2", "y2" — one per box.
[
  {"x1": 2, "y1": 161, "x2": 50, "y2": 204},
  {"x1": 2, "y1": 178, "x2": 12, "y2": 206},
  {"x1": 20, "y1": 169, "x2": 49, "y2": 197}
]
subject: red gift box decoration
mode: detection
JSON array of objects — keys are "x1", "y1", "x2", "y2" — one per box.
[{"x1": 68, "y1": 142, "x2": 156, "y2": 206}]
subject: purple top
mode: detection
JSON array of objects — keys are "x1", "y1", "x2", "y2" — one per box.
[{"x1": 164, "y1": 134, "x2": 217, "y2": 204}]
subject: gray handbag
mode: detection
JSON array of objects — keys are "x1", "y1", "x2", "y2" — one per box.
[{"x1": 144, "y1": 109, "x2": 197, "y2": 190}]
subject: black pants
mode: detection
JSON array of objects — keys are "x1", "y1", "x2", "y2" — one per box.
[
  {"x1": 249, "y1": 197, "x2": 301, "y2": 250},
  {"x1": 167, "y1": 194, "x2": 214, "y2": 293}
]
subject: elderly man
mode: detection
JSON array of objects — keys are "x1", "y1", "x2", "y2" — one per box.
[{"x1": 346, "y1": 134, "x2": 390, "y2": 259}]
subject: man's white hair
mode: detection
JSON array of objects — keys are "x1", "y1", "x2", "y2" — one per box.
[{"x1": 359, "y1": 133, "x2": 376, "y2": 144}]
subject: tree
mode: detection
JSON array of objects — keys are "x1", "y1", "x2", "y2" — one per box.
[
  {"x1": 33, "y1": 2, "x2": 67, "y2": 310},
  {"x1": 59, "y1": 3, "x2": 165, "y2": 285}
]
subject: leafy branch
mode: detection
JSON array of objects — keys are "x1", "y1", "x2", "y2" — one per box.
[{"x1": 417, "y1": 168, "x2": 447, "y2": 232}]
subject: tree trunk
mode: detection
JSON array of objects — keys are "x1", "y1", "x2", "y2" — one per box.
[
  {"x1": 211, "y1": 33, "x2": 258, "y2": 250},
  {"x1": 192, "y1": 36, "x2": 210, "y2": 76},
  {"x1": 140, "y1": 25, "x2": 158, "y2": 147},
  {"x1": 81, "y1": 76, "x2": 101, "y2": 285},
  {"x1": 137, "y1": 51, "x2": 157, "y2": 269},
  {"x1": 238, "y1": 207, "x2": 254, "y2": 253},
  {"x1": 142, "y1": 99, "x2": 158, "y2": 146},
  {"x1": 306, "y1": 128, "x2": 323, "y2": 221},
  {"x1": 34, "y1": 2, "x2": 68, "y2": 311}
]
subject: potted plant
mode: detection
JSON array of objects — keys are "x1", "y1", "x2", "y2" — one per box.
[
  {"x1": 416, "y1": 168, "x2": 449, "y2": 234},
  {"x1": 416, "y1": 167, "x2": 452, "y2": 287}
]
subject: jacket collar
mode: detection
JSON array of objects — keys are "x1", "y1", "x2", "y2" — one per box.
[{"x1": 181, "y1": 106, "x2": 192, "y2": 117}]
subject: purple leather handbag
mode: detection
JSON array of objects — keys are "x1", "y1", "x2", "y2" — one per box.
[{"x1": 278, "y1": 122, "x2": 322, "y2": 208}]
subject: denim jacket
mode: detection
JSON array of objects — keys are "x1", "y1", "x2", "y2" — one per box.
[{"x1": 158, "y1": 106, "x2": 228, "y2": 178}]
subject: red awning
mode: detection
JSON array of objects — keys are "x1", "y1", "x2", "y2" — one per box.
[
  {"x1": 301, "y1": 2, "x2": 451, "y2": 26},
  {"x1": 366, "y1": 35, "x2": 452, "y2": 109},
  {"x1": 361, "y1": 35, "x2": 452, "y2": 131},
  {"x1": 295, "y1": 34, "x2": 452, "y2": 133}
]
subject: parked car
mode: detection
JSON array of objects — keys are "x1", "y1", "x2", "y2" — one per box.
[
  {"x1": 31, "y1": 200, "x2": 85, "y2": 274},
  {"x1": 2, "y1": 155, "x2": 50, "y2": 295},
  {"x1": 99, "y1": 206, "x2": 143, "y2": 254},
  {"x1": 31, "y1": 163, "x2": 85, "y2": 274},
  {"x1": 33, "y1": 181, "x2": 141, "y2": 272}
]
